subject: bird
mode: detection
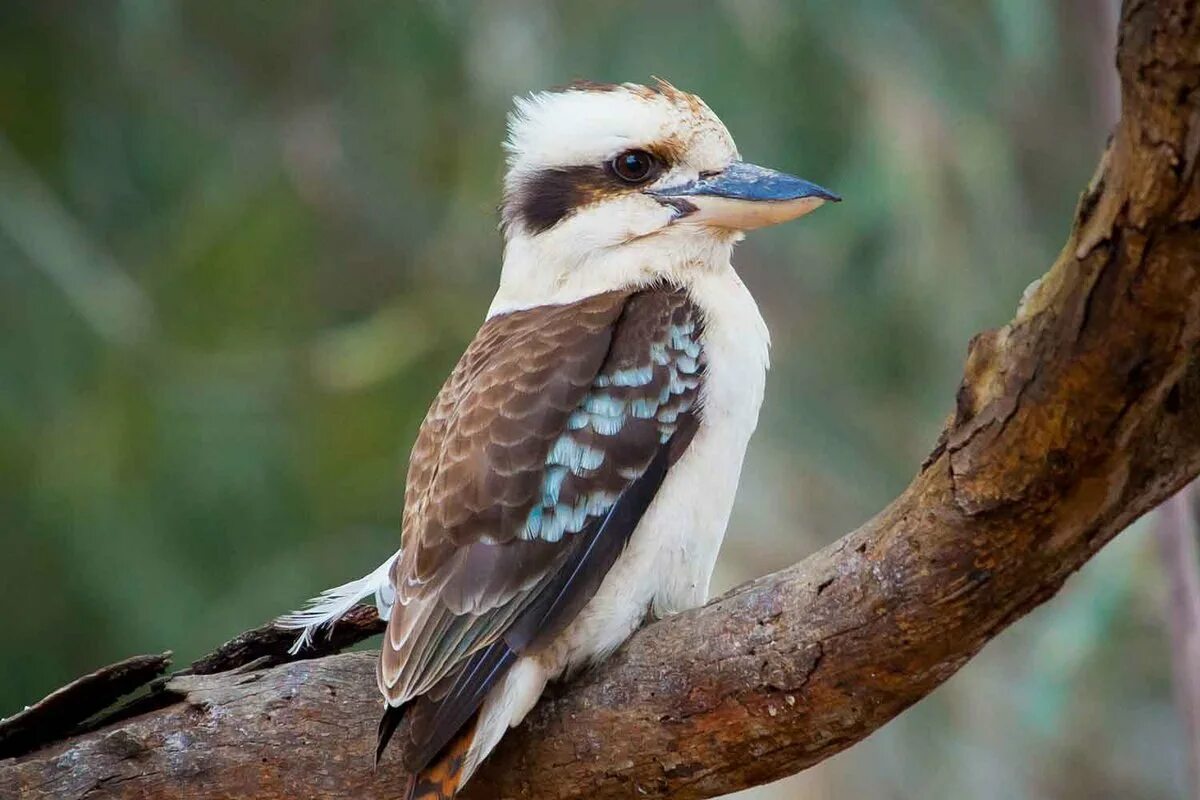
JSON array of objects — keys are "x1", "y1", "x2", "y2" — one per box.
[{"x1": 279, "y1": 78, "x2": 838, "y2": 800}]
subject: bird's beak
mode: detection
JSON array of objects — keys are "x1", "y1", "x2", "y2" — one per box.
[{"x1": 650, "y1": 161, "x2": 840, "y2": 231}]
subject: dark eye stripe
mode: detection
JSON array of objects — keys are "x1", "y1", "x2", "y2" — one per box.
[
  {"x1": 503, "y1": 165, "x2": 607, "y2": 234},
  {"x1": 501, "y1": 146, "x2": 677, "y2": 235}
]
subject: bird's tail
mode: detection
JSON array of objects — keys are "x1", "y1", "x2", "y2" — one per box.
[
  {"x1": 275, "y1": 548, "x2": 401, "y2": 654},
  {"x1": 404, "y1": 714, "x2": 479, "y2": 800}
]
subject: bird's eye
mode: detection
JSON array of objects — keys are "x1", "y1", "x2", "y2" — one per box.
[{"x1": 610, "y1": 150, "x2": 657, "y2": 184}]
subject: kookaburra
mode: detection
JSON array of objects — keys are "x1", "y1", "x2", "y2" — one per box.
[{"x1": 281, "y1": 78, "x2": 837, "y2": 799}]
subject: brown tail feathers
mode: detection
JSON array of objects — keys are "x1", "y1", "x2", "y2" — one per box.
[{"x1": 404, "y1": 714, "x2": 479, "y2": 800}]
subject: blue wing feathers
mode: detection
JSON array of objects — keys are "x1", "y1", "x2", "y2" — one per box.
[
  {"x1": 516, "y1": 305, "x2": 703, "y2": 544},
  {"x1": 387, "y1": 289, "x2": 705, "y2": 777}
]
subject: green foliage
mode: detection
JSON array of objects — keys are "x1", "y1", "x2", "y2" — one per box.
[{"x1": 0, "y1": 2, "x2": 1181, "y2": 797}]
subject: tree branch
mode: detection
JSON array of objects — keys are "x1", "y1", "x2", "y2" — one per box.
[{"x1": 4, "y1": 1, "x2": 1200, "y2": 797}]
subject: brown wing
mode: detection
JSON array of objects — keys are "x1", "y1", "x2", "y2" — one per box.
[
  {"x1": 378, "y1": 288, "x2": 706, "y2": 773},
  {"x1": 381, "y1": 291, "x2": 630, "y2": 699}
]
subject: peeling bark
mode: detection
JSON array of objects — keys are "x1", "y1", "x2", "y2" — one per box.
[
  {"x1": 2, "y1": 1, "x2": 1200, "y2": 798},
  {"x1": 0, "y1": 654, "x2": 171, "y2": 761}
]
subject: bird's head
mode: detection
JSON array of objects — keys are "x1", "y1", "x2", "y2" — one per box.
[{"x1": 491, "y1": 79, "x2": 838, "y2": 315}]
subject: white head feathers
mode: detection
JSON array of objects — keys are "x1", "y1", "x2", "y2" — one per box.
[
  {"x1": 492, "y1": 80, "x2": 743, "y2": 316},
  {"x1": 504, "y1": 80, "x2": 737, "y2": 181}
]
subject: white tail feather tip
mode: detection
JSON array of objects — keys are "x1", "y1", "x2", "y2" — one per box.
[{"x1": 275, "y1": 549, "x2": 401, "y2": 656}]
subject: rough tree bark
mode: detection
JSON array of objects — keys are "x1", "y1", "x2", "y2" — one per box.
[{"x1": 4, "y1": 1, "x2": 1200, "y2": 797}]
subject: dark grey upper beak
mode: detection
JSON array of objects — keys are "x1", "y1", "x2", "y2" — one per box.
[{"x1": 650, "y1": 161, "x2": 841, "y2": 204}]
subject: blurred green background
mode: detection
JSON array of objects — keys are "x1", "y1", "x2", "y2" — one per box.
[{"x1": 1, "y1": 1, "x2": 1187, "y2": 798}]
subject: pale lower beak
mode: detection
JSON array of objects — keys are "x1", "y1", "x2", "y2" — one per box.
[{"x1": 650, "y1": 161, "x2": 840, "y2": 230}]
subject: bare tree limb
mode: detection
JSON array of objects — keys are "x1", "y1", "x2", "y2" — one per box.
[
  {"x1": 0, "y1": 654, "x2": 172, "y2": 761},
  {"x1": 181, "y1": 604, "x2": 385, "y2": 678},
  {"x1": 3, "y1": 1, "x2": 1200, "y2": 797}
]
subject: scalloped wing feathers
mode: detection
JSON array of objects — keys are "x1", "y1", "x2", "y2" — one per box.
[{"x1": 378, "y1": 287, "x2": 706, "y2": 776}]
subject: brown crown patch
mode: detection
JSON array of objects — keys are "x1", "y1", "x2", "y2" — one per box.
[
  {"x1": 551, "y1": 79, "x2": 664, "y2": 100},
  {"x1": 550, "y1": 77, "x2": 701, "y2": 111}
]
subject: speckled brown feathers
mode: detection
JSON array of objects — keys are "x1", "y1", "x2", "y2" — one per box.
[
  {"x1": 401, "y1": 291, "x2": 628, "y2": 563},
  {"x1": 377, "y1": 288, "x2": 706, "y2": 789},
  {"x1": 380, "y1": 291, "x2": 629, "y2": 704}
]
